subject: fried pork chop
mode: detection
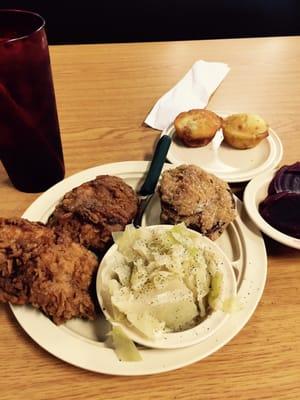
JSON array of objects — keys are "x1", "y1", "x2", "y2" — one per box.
[
  {"x1": 47, "y1": 175, "x2": 138, "y2": 255},
  {"x1": 0, "y1": 218, "x2": 98, "y2": 324},
  {"x1": 159, "y1": 165, "x2": 236, "y2": 240}
]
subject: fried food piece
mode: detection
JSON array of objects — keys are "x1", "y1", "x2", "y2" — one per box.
[
  {"x1": 28, "y1": 241, "x2": 98, "y2": 324},
  {"x1": 174, "y1": 109, "x2": 222, "y2": 147},
  {"x1": 0, "y1": 217, "x2": 99, "y2": 324},
  {"x1": 0, "y1": 218, "x2": 55, "y2": 304},
  {"x1": 159, "y1": 165, "x2": 236, "y2": 240},
  {"x1": 222, "y1": 113, "x2": 269, "y2": 149},
  {"x1": 47, "y1": 175, "x2": 138, "y2": 255}
]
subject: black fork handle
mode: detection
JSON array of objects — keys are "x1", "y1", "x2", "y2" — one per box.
[{"x1": 139, "y1": 135, "x2": 171, "y2": 196}]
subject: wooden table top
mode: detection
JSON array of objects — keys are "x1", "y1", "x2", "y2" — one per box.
[{"x1": 0, "y1": 36, "x2": 299, "y2": 400}]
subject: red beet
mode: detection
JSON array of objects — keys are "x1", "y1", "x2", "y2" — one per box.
[
  {"x1": 259, "y1": 191, "x2": 300, "y2": 238},
  {"x1": 268, "y1": 162, "x2": 300, "y2": 195}
]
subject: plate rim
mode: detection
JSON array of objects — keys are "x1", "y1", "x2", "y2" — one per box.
[
  {"x1": 163, "y1": 122, "x2": 283, "y2": 183},
  {"x1": 243, "y1": 169, "x2": 300, "y2": 250},
  {"x1": 10, "y1": 161, "x2": 268, "y2": 375}
]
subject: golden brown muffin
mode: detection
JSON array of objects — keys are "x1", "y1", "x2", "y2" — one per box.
[
  {"x1": 174, "y1": 109, "x2": 222, "y2": 147},
  {"x1": 159, "y1": 165, "x2": 236, "y2": 240},
  {"x1": 222, "y1": 113, "x2": 269, "y2": 149}
]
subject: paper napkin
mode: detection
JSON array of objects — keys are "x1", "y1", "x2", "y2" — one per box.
[{"x1": 144, "y1": 60, "x2": 230, "y2": 131}]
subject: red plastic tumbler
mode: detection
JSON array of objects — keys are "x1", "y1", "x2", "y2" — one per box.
[{"x1": 0, "y1": 9, "x2": 65, "y2": 192}]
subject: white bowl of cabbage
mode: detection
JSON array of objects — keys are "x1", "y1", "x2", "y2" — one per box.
[{"x1": 96, "y1": 224, "x2": 237, "y2": 350}]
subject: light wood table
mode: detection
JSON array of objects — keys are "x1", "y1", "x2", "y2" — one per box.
[{"x1": 0, "y1": 36, "x2": 299, "y2": 400}]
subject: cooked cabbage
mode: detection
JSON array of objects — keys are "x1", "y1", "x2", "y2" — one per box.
[
  {"x1": 110, "y1": 326, "x2": 142, "y2": 362},
  {"x1": 109, "y1": 223, "x2": 224, "y2": 338}
]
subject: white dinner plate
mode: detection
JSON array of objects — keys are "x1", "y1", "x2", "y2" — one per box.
[
  {"x1": 243, "y1": 170, "x2": 300, "y2": 250},
  {"x1": 163, "y1": 122, "x2": 283, "y2": 183},
  {"x1": 10, "y1": 161, "x2": 267, "y2": 375}
]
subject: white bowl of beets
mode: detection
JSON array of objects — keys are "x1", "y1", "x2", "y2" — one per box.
[{"x1": 244, "y1": 162, "x2": 300, "y2": 249}]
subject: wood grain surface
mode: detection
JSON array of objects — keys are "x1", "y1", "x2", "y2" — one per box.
[{"x1": 0, "y1": 36, "x2": 299, "y2": 400}]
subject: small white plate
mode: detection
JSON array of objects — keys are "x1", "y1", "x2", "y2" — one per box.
[
  {"x1": 97, "y1": 225, "x2": 237, "y2": 350},
  {"x1": 243, "y1": 170, "x2": 300, "y2": 250},
  {"x1": 163, "y1": 122, "x2": 283, "y2": 183}
]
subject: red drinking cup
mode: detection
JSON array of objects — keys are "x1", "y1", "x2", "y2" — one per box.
[{"x1": 0, "y1": 9, "x2": 65, "y2": 192}]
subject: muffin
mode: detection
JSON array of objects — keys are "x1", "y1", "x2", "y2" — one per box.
[
  {"x1": 222, "y1": 113, "x2": 269, "y2": 149},
  {"x1": 174, "y1": 109, "x2": 222, "y2": 147},
  {"x1": 158, "y1": 165, "x2": 236, "y2": 240}
]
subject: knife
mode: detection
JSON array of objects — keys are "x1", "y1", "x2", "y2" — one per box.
[{"x1": 133, "y1": 134, "x2": 172, "y2": 227}]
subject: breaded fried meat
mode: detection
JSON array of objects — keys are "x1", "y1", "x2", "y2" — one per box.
[
  {"x1": 47, "y1": 175, "x2": 138, "y2": 255},
  {"x1": 159, "y1": 165, "x2": 236, "y2": 240},
  {"x1": 0, "y1": 218, "x2": 98, "y2": 324},
  {"x1": 0, "y1": 218, "x2": 55, "y2": 304}
]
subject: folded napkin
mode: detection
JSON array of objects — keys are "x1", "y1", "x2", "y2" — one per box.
[{"x1": 144, "y1": 60, "x2": 230, "y2": 131}]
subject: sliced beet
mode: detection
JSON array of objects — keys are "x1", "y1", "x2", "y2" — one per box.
[
  {"x1": 259, "y1": 191, "x2": 300, "y2": 238},
  {"x1": 268, "y1": 162, "x2": 300, "y2": 195}
]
